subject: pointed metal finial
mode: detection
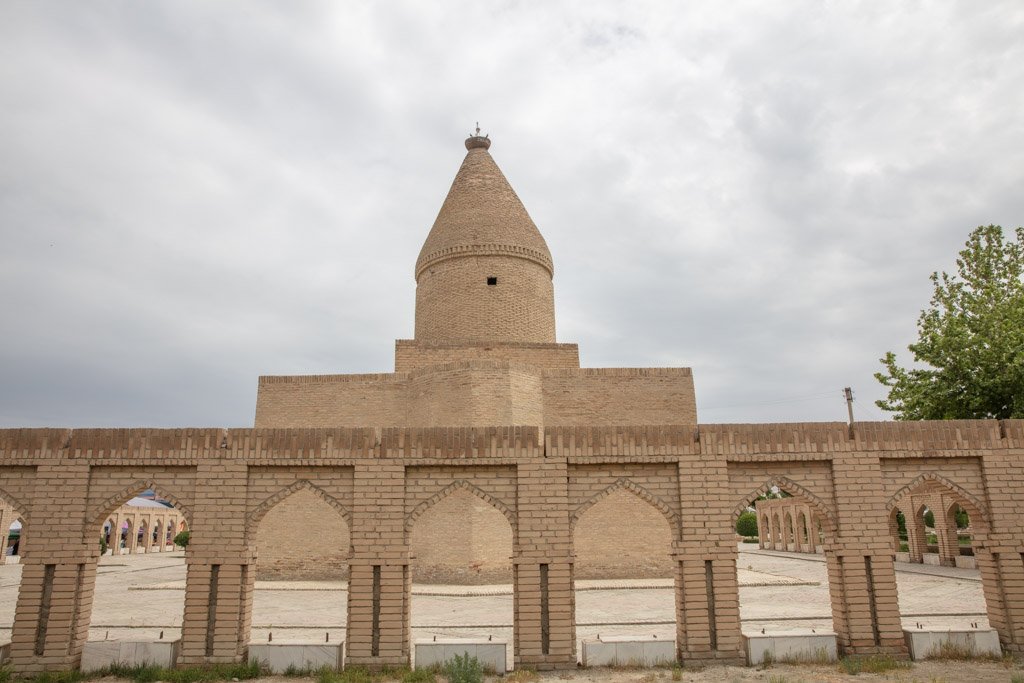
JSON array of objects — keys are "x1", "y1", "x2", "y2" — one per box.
[{"x1": 475, "y1": 122, "x2": 480, "y2": 135}]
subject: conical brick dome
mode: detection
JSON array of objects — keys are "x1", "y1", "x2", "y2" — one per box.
[
  {"x1": 414, "y1": 134, "x2": 556, "y2": 343},
  {"x1": 415, "y1": 137, "x2": 553, "y2": 280}
]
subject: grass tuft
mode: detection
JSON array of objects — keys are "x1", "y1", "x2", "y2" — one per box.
[
  {"x1": 838, "y1": 654, "x2": 910, "y2": 675},
  {"x1": 104, "y1": 661, "x2": 266, "y2": 683},
  {"x1": 442, "y1": 654, "x2": 483, "y2": 683},
  {"x1": 923, "y1": 640, "x2": 1003, "y2": 662},
  {"x1": 401, "y1": 667, "x2": 436, "y2": 683}
]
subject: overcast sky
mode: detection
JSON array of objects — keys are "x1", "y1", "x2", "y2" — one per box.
[{"x1": 1, "y1": 1, "x2": 1022, "y2": 428}]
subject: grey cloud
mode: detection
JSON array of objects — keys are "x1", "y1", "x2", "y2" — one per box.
[{"x1": 1, "y1": 1, "x2": 1022, "y2": 427}]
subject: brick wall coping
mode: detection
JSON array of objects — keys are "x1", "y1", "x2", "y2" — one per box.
[
  {"x1": 259, "y1": 363, "x2": 693, "y2": 385},
  {"x1": 1, "y1": 420, "x2": 1019, "y2": 461},
  {"x1": 394, "y1": 339, "x2": 580, "y2": 351}
]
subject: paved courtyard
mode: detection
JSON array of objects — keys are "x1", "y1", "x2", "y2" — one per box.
[{"x1": 0, "y1": 545, "x2": 989, "y2": 662}]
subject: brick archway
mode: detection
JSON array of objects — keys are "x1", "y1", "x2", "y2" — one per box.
[
  {"x1": 406, "y1": 480, "x2": 517, "y2": 535},
  {"x1": 246, "y1": 479, "x2": 352, "y2": 543},
  {"x1": 732, "y1": 475, "x2": 837, "y2": 535},
  {"x1": 570, "y1": 478, "x2": 679, "y2": 538},
  {"x1": 84, "y1": 480, "x2": 192, "y2": 543}
]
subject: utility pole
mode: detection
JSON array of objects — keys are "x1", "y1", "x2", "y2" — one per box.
[{"x1": 844, "y1": 387, "x2": 855, "y2": 425}]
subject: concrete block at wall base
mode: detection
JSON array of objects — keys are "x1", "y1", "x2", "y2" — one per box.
[
  {"x1": 81, "y1": 640, "x2": 180, "y2": 672},
  {"x1": 413, "y1": 640, "x2": 507, "y2": 674},
  {"x1": 894, "y1": 552, "x2": 910, "y2": 563},
  {"x1": 581, "y1": 637, "x2": 676, "y2": 667},
  {"x1": 743, "y1": 631, "x2": 837, "y2": 665},
  {"x1": 922, "y1": 554, "x2": 941, "y2": 565},
  {"x1": 248, "y1": 644, "x2": 344, "y2": 673},
  {"x1": 903, "y1": 629, "x2": 1001, "y2": 661},
  {"x1": 954, "y1": 556, "x2": 977, "y2": 569}
]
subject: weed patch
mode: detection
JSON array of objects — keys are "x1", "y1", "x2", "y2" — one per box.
[{"x1": 838, "y1": 654, "x2": 910, "y2": 675}]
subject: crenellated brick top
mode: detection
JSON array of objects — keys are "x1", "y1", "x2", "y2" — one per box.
[{"x1": 2, "y1": 420, "x2": 1020, "y2": 462}]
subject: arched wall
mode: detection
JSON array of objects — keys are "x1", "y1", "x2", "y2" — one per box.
[
  {"x1": 409, "y1": 488, "x2": 513, "y2": 583},
  {"x1": 404, "y1": 468, "x2": 517, "y2": 584},
  {"x1": 255, "y1": 488, "x2": 351, "y2": 580},
  {"x1": 572, "y1": 488, "x2": 674, "y2": 578},
  {"x1": 1, "y1": 421, "x2": 1023, "y2": 674}
]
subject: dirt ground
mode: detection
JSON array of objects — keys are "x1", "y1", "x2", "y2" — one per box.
[
  {"x1": 533, "y1": 660, "x2": 1024, "y2": 682},
  {"x1": 136, "y1": 660, "x2": 1024, "y2": 683}
]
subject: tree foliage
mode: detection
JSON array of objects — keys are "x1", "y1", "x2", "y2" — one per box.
[
  {"x1": 173, "y1": 530, "x2": 190, "y2": 548},
  {"x1": 736, "y1": 511, "x2": 759, "y2": 537},
  {"x1": 876, "y1": 225, "x2": 1024, "y2": 420}
]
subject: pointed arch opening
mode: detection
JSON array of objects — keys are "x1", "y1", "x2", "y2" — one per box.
[
  {"x1": 0, "y1": 496, "x2": 26, "y2": 568},
  {"x1": 407, "y1": 480, "x2": 515, "y2": 652},
  {"x1": 247, "y1": 480, "x2": 351, "y2": 645},
  {"x1": 571, "y1": 478, "x2": 677, "y2": 648},
  {"x1": 407, "y1": 480, "x2": 515, "y2": 584},
  {"x1": 734, "y1": 478, "x2": 837, "y2": 639},
  {"x1": 884, "y1": 472, "x2": 992, "y2": 634},
  {"x1": 90, "y1": 487, "x2": 190, "y2": 648}
]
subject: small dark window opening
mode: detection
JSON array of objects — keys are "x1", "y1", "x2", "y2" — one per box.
[{"x1": 486, "y1": 277, "x2": 498, "y2": 286}]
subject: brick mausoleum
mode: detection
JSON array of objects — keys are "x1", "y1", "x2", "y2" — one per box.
[{"x1": 2, "y1": 132, "x2": 1023, "y2": 673}]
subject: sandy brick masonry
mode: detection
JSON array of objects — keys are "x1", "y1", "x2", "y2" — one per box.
[
  {"x1": 8, "y1": 135, "x2": 1024, "y2": 674},
  {"x1": 1, "y1": 420, "x2": 1023, "y2": 672}
]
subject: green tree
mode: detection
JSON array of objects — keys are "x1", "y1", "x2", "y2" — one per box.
[
  {"x1": 876, "y1": 225, "x2": 1024, "y2": 420},
  {"x1": 173, "y1": 530, "x2": 190, "y2": 548},
  {"x1": 736, "y1": 511, "x2": 759, "y2": 537}
]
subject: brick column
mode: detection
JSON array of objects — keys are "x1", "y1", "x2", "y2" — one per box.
[
  {"x1": 675, "y1": 450, "x2": 744, "y2": 666},
  {"x1": 826, "y1": 448, "x2": 906, "y2": 657},
  {"x1": 935, "y1": 498, "x2": 959, "y2": 567},
  {"x1": 179, "y1": 453, "x2": 253, "y2": 664},
  {"x1": 916, "y1": 492, "x2": 951, "y2": 565},
  {"x1": 107, "y1": 513, "x2": 119, "y2": 555},
  {"x1": 756, "y1": 507, "x2": 767, "y2": 549},
  {"x1": 802, "y1": 505, "x2": 815, "y2": 553},
  {"x1": 514, "y1": 455, "x2": 574, "y2": 670},
  {"x1": 126, "y1": 515, "x2": 137, "y2": 553},
  {"x1": 887, "y1": 509, "x2": 901, "y2": 555},
  {"x1": 0, "y1": 504, "x2": 10, "y2": 565},
  {"x1": 976, "y1": 430, "x2": 1024, "y2": 652},
  {"x1": 904, "y1": 498, "x2": 926, "y2": 563},
  {"x1": 346, "y1": 462, "x2": 409, "y2": 668},
  {"x1": 10, "y1": 459, "x2": 99, "y2": 673},
  {"x1": 143, "y1": 516, "x2": 153, "y2": 553}
]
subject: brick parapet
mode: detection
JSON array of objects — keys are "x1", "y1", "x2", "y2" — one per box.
[{"x1": 5, "y1": 420, "x2": 1024, "y2": 463}]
